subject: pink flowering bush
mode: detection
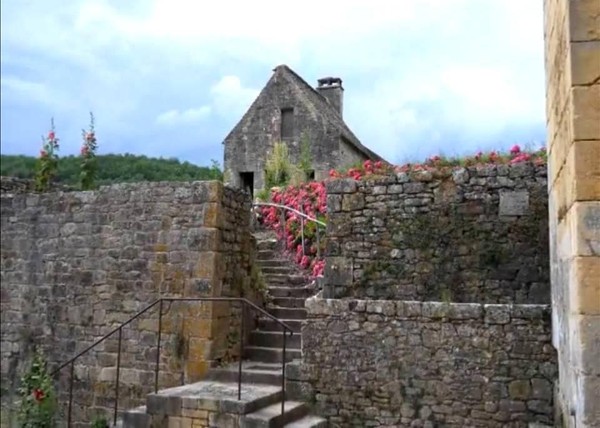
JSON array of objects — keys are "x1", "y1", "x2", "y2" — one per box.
[
  {"x1": 259, "y1": 181, "x2": 327, "y2": 277},
  {"x1": 259, "y1": 146, "x2": 547, "y2": 277}
]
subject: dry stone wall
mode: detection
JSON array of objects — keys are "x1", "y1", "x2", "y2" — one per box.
[
  {"x1": 289, "y1": 298, "x2": 557, "y2": 428},
  {"x1": 324, "y1": 163, "x2": 550, "y2": 303},
  {"x1": 0, "y1": 180, "x2": 259, "y2": 426}
]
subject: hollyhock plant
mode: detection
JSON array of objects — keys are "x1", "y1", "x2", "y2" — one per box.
[
  {"x1": 17, "y1": 350, "x2": 57, "y2": 427},
  {"x1": 80, "y1": 112, "x2": 98, "y2": 190},
  {"x1": 34, "y1": 119, "x2": 60, "y2": 192}
]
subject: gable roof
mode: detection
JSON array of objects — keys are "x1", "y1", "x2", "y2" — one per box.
[{"x1": 224, "y1": 65, "x2": 384, "y2": 162}]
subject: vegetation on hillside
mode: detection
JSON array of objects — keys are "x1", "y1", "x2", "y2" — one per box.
[{"x1": 1, "y1": 154, "x2": 223, "y2": 185}]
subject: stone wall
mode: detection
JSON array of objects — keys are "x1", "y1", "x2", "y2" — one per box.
[
  {"x1": 0, "y1": 176, "x2": 70, "y2": 194},
  {"x1": 0, "y1": 181, "x2": 260, "y2": 425},
  {"x1": 543, "y1": 0, "x2": 600, "y2": 425},
  {"x1": 324, "y1": 163, "x2": 550, "y2": 303},
  {"x1": 288, "y1": 298, "x2": 557, "y2": 428}
]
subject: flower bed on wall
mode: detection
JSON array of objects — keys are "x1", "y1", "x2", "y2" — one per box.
[{"x1": 259, "y1": 146, "x2": 547, "y2": 278}]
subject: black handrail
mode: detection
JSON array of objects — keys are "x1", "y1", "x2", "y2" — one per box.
[{"x1": 51, "y1": 297, "x2": 294, "y2": 426}]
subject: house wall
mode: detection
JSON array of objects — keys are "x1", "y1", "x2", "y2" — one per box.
[
  {"x1": 543, "y1": 0, "x2": 600, "y2": 425},
  {"x1": 0, "y1": 180, "x2": 261, "y2": 425},
  {"x1": 223, "y1": 70, "x2": 370, "y2": 193}
]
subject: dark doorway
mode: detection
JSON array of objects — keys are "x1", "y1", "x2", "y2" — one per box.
[{"x1": 240, "y1": 172, "x2": 254, "y2": 198}]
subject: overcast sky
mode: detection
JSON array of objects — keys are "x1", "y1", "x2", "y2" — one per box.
[{"x1": 0, "y1": 0, "x2": 546, "y2": 166}]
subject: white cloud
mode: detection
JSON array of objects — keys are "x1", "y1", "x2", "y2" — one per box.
[
  {"x1": 0, "y1": 0, "x2": 546, "y2": 165},
  {"x1": 209, "y1": 76, "x2": 259, "y2": 118},
  {"x1": 0, "y1": 76, "x2": 69, "y2": 109},
  {"x1": 156, "y1": 106, "x2": 211, "y2": 125}
]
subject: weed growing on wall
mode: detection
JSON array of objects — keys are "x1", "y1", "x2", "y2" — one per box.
[
  {"x1": 34, "y1": 119, "x2": 60, "y2": 192},
  {"x1": 17, "y1": 350, "x2": 57, "y2": 427}
]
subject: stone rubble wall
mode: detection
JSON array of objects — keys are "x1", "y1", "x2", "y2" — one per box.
[
  {"x1": 324, "y1": 163, "x2": 550, "y2": 303},
  {"x1": 288, "y1": 298, "x2": 557, "y2": 428},
  {"x1": 0, "y1": 181, "x2": 258, "y2": 426}
]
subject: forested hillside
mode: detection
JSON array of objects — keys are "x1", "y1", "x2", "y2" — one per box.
[{"x1": 0, "y1": 154, "x2": 222, "y2": 185}]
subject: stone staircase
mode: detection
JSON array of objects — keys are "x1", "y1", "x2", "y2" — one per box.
[{"x1": 120, "y1": 230, "x2": 325, "y2": 427}]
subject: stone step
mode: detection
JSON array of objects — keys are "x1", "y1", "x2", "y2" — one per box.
[
  {"x1": 284, "y1": 415, "x2": 328, "y2": 428},
  {"x1": 145, "y1": 381, "x2": 282, "y2": 418},
  {"x1": 204, "y1": 362, "x2": 283, "y2": 386},
  {"x1": 241, "y1": 401, "x2": 308, "y2": 428},
  {"x1": 121, "y1": 405, "x2": 149, "y2": 427},
  {"x1": 257, "y1": 239, "x2": 279, "y2": 251},
  {"x1": 264, "y1": 274, "x2": 309, "y2": 286},
  {"x1": 261, "y1": 266, "x2": 297, "y2": 275},
  {"x1": 257, "y1": 249, "x2": 280, "y2": 260},
  {"x1": 250, "y1": 330, "x2": 302, "y2": 349},
  {"x1": 258, "y1": 259, "x2": 292, "y2": 268},
  {"x1": 245, "y1": 346, "x2": 301, "y2": 363},
  {"x1": 271, "y1": 297, "x2": 306, "y2": 309},
  {"x1": 267, "y1": 307, "x2": 307, "y2": 320},
  {"x1": 268, "y1": 286, "x2": 314, "y2": 299},
  {"x1": 258, "y1": 318, "x2": 303, "y2": 333}
]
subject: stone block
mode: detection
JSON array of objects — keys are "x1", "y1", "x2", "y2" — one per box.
[
  {"x1": 202, "y1": 203, "x2": 222, "y2": 229},
  {"x1": 192, "y1": 181, "x2": 223, "y2": 203},
  {"x1": 342, "y1": 193, "x2": 365, "y2": 211},
  {"x1": 485, "y1": 305, "x2": 511, "y2": 324},
  {"x1": 569, "y1": 0, "x2": 600, "y2": 41},
  {"x1": 324, "y1": 257, "x2": 353, "y2": 286},
  {"x1": 326, "y1": 179, "x2": 357, "y2": 194},
  {"x1": 570, "y1": 41, "x2": 600, "y2": 85},
  {"x1": 572, "y1": 85, "x2": 600, "y2": 141},
  {"x1": 571, "y1": 314, "x2": 600, "y2": 374},
  {"x1": 499, "y1": 191, "x2": 530, "y2": 216},
  {"x1": 569, "y1": 256, "x2": 600, "y2": 315},
  {"x1": 576, "y1": 373, "x2": 600, "y2": 424}
]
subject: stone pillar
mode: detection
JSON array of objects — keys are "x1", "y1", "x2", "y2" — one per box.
[{"x1": 543, "y1": 0, "x2": 600, "y2": 426}]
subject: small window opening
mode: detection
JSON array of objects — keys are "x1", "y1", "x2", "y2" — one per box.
[{"x1": 281, "y1": 108, "x2": 294, "y2": 139}]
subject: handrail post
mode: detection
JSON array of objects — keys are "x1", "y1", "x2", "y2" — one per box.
[
  {"x1": 68, "y1": 361, "x2": 74, "y2": 427},
  {"x1": 316, "y1": 226, "x2": 321, "y2": 259},
  {"x1": 155, "y1": 299, "x2": 163, "y2": 393},
  {"x1": 300, "y1": 210, "x2": 305, "y2": 256},
  {"x1": 281, "y1": 326, "x2": 287, "y2": 416},
  {"x1": 114, "y1": 327, "x2": 122, "y2": 426},
  {"x1": 238, "y1": 302, "x2": 245, "y2": 401}
]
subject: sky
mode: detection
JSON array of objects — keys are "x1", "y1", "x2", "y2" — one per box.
[{"x1": 0, "y1": 0, "x2": 547, "y2": 167}]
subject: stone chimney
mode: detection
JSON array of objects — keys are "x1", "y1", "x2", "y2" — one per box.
[{"x1": 317, "y1": 77, "x2": 344, "y2": 117}]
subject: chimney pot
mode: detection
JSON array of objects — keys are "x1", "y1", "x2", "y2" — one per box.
[{"x1": 317, "y1": 76, "x2": 344, "y2": 117}]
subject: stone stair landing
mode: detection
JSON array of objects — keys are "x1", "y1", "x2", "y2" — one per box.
[{"x1": 121, "y1": 228, "x2": 326, "y2": 427}]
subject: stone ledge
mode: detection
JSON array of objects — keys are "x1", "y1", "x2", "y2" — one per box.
[{"x1": 306, "y1": 297, "x2": 551, "y2": 321}]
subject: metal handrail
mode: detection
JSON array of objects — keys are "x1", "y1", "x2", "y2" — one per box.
[
  {"x1": 253, "y1": 202, "x2": 326, "y2": 258},
  {"x1": 252, "y1": 202, "x2": 326, "y2": 227},
  {"x1": 51, "y1": 297, "x2": 294, "y2": 426}
]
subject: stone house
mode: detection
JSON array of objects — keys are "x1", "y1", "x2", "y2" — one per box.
[{"x1": 222, "y1": 65, "x2": 384, "y2": 196}]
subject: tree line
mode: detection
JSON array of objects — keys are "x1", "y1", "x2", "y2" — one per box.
[{"x1": 0, "y1": 154, "x2": 223, "y2": 185}]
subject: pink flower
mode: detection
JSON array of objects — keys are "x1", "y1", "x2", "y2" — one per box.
[
  {"x1": 510, "y1": 145, "x2": 521, "y2": 155},
  {"x1": 39, "y1": 150, "x2": 48, "y2": 158},
  {"x1": 48, "y1": 131, "x2": 55, "y2": 140}
]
